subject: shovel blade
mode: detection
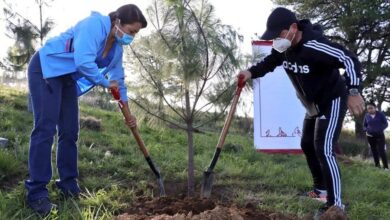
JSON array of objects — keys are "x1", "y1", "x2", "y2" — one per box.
[
  {"x1": 200, "y1": 170, "x2": 214, "y2": 198},
  {"x1": 157, "y1": 177, "x2": 166, "y2": 197}
]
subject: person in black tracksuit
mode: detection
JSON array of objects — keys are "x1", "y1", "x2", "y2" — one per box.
[{"x1": 238, "y1": 8, "x2": 365, "y2": 211}]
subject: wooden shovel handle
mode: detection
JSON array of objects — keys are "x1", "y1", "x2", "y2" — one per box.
[
  {"x1": 110, "y1": 88, "x2": 149, "y2": 157},
  {"x1": 216, "y1": 75, "x2": 246, "y2": 149}
]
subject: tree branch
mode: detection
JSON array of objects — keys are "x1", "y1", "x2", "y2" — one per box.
[
  {"x1": 193, "y1": 98, "x2": 232, "y2": 129},
  {"x1": 130, "y1": 47, "x2": 187, "y2": 121},
  {"x1": 193, "y1": 82, "x2": 235, "y2": 118},
  {"x1": 130, "y1": 97, "x2": 188, "y2": 131}
]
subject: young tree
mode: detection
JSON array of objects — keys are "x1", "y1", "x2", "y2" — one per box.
[
  {"x1": 127, "y1": 0, "x2": 243, "y2": 196},
  {"x1": 273, "y1": 0, "x2": 390, "y2": 138}
]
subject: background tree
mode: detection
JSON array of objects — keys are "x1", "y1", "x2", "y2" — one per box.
[
  {"x1": 3, "y1": 0, "x2": 54, "y2": 72},
  {"x1": 127, "y1": 0, "x2": 243, "y2": 196},
  {"x1": 3, "y1": 0, "x2": 54, "y2": 110},
  {"x1": 273, "y1": 0, "x2": 390, "y2": 138}
]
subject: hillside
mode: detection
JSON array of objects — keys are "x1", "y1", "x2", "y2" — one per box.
[{"x1": 0, "y1": 84, "x2": 390, "y2": 219}]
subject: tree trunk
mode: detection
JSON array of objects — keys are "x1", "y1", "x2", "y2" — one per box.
[
  {"x1": 184, "y1": 88, "x2": 195, "y2": 197},
  {"x1": 39, "y1": 2, "x2": 43, "y2": 46},
  {"x1": 354, "y1": 115, "x2": 365, "y2": 140},
  {"x1": 377, "y1": 101, "x2": 383, "y2": 112}
]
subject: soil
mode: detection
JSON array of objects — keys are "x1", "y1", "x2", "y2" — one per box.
[
  {"x1": 114, "y1": 196, "x2": 299, "y2": 220},
  {"x1": 115, "y1": 181, "x2": 347, "y2": 220},
  {"x1": 115, "y1": 181, "x2": 301, "y2": 220},
  {"x1": 0, "y1": 174, "x2": 24, "y2": 191}
]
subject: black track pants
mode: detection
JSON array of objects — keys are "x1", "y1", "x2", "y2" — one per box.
[
  {"x1": 301, "y1": 96, "x2": 347, "y2": 207},
  {"x1": 367, "y1": 134, "x2": 388, "y2": 169}
]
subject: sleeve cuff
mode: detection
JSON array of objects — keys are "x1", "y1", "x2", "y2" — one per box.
[
  {"x1": 347, "y1": 85, "x2": 359, "y2": 89},
  {"x1": 120, "y1": 90, "x2": 128, "y2": 102},
  {"x1": 101, "y1": 80, "x2": 110, "y2": 88},
  {"x1": 247, "y1": 68, "x2": 256, "y2": 79}
]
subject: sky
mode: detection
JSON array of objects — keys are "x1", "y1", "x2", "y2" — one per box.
[
  {"x1": 0, "y1": 1, "x2": 386, "y2": 131},
  {"x1": 0, "y1": 0, "x2": 277, "y2": 117},
  {"x1": 0, "y1": 0, "x2": 275, "y2": 56}
]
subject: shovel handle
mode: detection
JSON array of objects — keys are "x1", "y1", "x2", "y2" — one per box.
[
  {"x1": 111, "y1": 89, "x2": 165, "y2": 196},
  {"x1": 216, "y1": 75, "x2": 246, "y2": 149},
  {"x1": 110, "y1": 88, "x2": 149, "y2": 157}
]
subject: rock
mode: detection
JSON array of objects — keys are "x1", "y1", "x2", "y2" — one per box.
[
  {"x1": 80, "y1": 116, "x2": 102, "y2": 131},
  {"x1": 104, "y1": 150, "x2": 112, "y2": 158},
  {"x1": 0, "y1": 137, "x2": 9, "y2": 148}
]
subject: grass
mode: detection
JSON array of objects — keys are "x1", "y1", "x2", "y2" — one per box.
[{"x1": 1, "y1": 84, "x2": 390, "y2": 219}]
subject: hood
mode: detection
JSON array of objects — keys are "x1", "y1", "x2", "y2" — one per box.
[
  {"x1": 298, "y1": 19, "x2": 324, "y2": 44},
  {"x1": 90, "y1": 11, "x2": 112, "y2": 36}
]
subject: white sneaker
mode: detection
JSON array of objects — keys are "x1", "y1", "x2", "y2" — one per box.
[{"x1": 304, "y1": 189, "x2": 327, "y2": 203}]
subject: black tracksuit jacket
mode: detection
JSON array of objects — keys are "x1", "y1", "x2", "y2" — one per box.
[{"x1": 249, "y1": 20, "x2": 361, "y2": 116}]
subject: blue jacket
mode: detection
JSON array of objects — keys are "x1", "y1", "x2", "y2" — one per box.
[
  {"x1": 363, "y1": 111, "x2": 388, "y2": 136},
  {"x1": 38, "y1": 11, "x2": 128, "y2": 101}
]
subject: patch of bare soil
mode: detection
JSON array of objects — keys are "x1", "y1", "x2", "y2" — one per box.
[{"x1": 114, "y1": 196, "x2": 299, "y2": 220}]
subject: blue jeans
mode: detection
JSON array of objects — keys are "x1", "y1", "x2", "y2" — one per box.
[{"x1": 25, "y1": 52, "x2": 80, "y2": 201}]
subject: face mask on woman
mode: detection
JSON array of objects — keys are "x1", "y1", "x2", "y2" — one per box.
[
  {"x1": 115, "y1": 24, "x2": 134, "y2": 46},
  {"x1": 272, "y1": 29, "x2": 295, "y2": 53}
]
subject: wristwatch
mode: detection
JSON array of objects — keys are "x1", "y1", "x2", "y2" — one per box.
[{"x1": 348, "y1": 88, "x2": 360, "y2": 96}]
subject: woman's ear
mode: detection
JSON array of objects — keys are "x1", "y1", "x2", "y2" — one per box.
[{"x1": 290, "y1": 23, "x2": 298, "y2": 34}]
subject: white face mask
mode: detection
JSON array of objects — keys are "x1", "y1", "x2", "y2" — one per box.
[{"x1": 272, "y1": 29, "x2": 295, "y2": 53}]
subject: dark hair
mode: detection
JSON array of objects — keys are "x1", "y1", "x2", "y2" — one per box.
[
  {"x1": 109, "y1": 4, "x2": 147, "y2": 28},
  {"x1": 367, "y1": 102, "x2": 376, "y2": 107}
]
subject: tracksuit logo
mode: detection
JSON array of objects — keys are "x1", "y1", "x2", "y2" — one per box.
[{"x1": 283, "y1": 61, "x2": 310, "y2": 74}]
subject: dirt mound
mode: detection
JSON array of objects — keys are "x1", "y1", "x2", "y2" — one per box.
[
  {"x1": 114, "y1": 197, "x2": 299, "y2": 220},
  {"x1": 318, "y1": 206, "x2": 347, "y2": 220}
]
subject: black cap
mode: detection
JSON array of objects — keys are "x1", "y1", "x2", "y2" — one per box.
[{"x1": 261, "y1": 7, "x2": 298, "y2": 40}]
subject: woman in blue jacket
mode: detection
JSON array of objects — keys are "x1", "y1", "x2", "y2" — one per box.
[
  {"x1": 25, "y1": 4, "x2": 147, "y2": 215},
  {"x1": 363, "y1": 102, "x2": 389, "y2": 170}
]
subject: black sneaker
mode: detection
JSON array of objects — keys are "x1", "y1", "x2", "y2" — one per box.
[{"x1": 27, "y1": 197, "x2": 57, "y2": 216}]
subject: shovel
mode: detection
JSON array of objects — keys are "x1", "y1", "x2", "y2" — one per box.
[
  {"x1": 110, "y1": 88, "x2": 166, "y2": 196},
  {"x1": 200, "y1": 74, "x2": 246, "y2": 198}
]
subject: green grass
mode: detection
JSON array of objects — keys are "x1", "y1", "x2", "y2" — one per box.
[{"x1": 1, "y1": 84, "x2": 390, "y2": 219}]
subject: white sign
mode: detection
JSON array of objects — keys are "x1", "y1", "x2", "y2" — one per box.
[{"x1": 252, "y1": 41, "x2": 305, "y2": 154}]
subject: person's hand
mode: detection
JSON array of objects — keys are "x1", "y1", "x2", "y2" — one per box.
[
  {"x1": 125, "y1": 114, "x2": 137, "y2": 128},
  {"x1": 347, "y1": 94, "x2": 365, "y2": 116},
  {"x1": 109, "y1": 80, "x2": 120, "y2": 100},
  {"x1": 109, "y1": 80, "x2": 119, "y2": 91},
  {"x1": 237, "y1": 70, "x2": 252, "y2": 82}
]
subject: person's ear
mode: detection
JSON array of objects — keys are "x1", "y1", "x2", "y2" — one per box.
[
  {"x1": 290, "y1": 23, "x2": 298, "y2": 34},
  {"x1": 112, "y1": 19, "x2": 119, "y2": 29},
  {"x1": 113, "y1": 18, "x2": 121, "y2": 26}
]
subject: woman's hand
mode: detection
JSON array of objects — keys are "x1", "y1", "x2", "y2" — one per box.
[
  {"x1": 109, "y1": 80, "x2": 119, "y2": 91},
  {"x1": 124, "y1": 114, "x2": 137, "y2": 128}
]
